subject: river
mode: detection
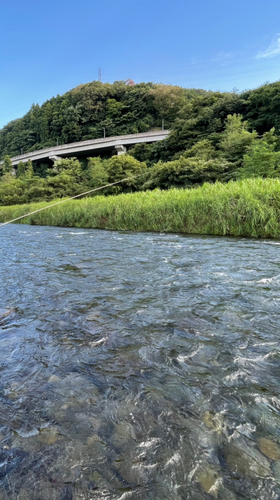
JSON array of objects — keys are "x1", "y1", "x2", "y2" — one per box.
[{"x1": 0, "y1": 225, "x2": 280, "y2": 499}]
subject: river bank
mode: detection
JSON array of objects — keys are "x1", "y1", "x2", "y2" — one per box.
[{"x1": 0, "y1": 178, "x2": 280, "y2": 238}]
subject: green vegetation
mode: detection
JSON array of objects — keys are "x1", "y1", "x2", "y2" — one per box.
[
  {"x1": 1, "y1": 79, "x2": 280, "y2": 240},
  {"x1": 0, "y1": 154, "x2": 148, "y2": 205},
  {"x1": 1, "y1": 111, "x2": 280, "y2": 207},
  {"x1": 0, "y1": 178, "x2": 280, "y2": 238},
  {"x1": 0, "y1": 81, "x2": 205, "y2": 158},
  {"x1": 2, "y1": 79, "x2": 280, "y2": 164}
]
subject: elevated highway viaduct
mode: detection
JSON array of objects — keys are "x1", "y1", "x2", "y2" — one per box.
[{"x1": 5, "y1": 130, "x2": 170, "y2": 167}]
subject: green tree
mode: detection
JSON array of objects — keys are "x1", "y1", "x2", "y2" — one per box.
[
  {"x1": 219, "y1": 114, "x2": 257, "y2": 166},
  {"x1": 46, "y1": 157, "x2": 85, "y2": 198},
  {"x1": 17, "y1": 161, "x2": 26, "y2": 178},
  {"x1": 25, "y1": 159, "x2": 34, "y2": 179},
  {"x1": 104, "y1": 155, "x2": 147, "y2": 193},
  {"x1": 182, "y1": 139, "x2": 218, "y2": 161},
  {"x1": 150, "y1": 85, "x2": 187, "y2": 125},
  {"x1": 106, "y1": 99, "x2": 125, "y2": 118},
  {"x1": 87, "y1": 157, "x2": 109, "y2": 188},
  {"x1": 51, "y1": 157, "x2": 83, "y2": 181},
  {"x1": 238, "y1": 129, "x2": 280, "y2": 179},
  {"x1": 142, "y1": 155, "x2": 225, "y2": 190},
  {"x1": 0, "y1": 179, "x2": 25, "y2": 205},
  {"x1": 2, "y1": 155, "x2": 13, "y2": 175}
]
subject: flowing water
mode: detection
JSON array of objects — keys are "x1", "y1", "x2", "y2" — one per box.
[{"x1": 0, "y1": 225, "x2": 280, "y2": 500}]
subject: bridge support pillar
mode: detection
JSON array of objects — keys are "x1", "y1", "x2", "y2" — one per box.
[
  {"x1": 49, "y1": 155, "x2": 62, "y2": 163},
  {"x1": 115, "y1": 144, "x2": 127, "y2": 156}
]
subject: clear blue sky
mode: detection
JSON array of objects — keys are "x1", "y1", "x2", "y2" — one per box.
[{"x1": 1, "y1": 0, "x2": 280, "y2": 128}]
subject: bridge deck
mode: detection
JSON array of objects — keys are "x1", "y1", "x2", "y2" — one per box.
[{"x1": 4, "y1": 130, "x2": 170, "y2": 166}]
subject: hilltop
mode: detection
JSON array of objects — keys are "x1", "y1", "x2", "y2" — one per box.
[
  {"x1": 0, "y1": 81, "x2": 206, "y2": 160},
  {"x1": 1, "y1": 80, "x2": 280, "y2": 165}
]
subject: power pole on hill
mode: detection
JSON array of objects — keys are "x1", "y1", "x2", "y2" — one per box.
[{"x1": 98, "y1": 68, "x2": 102, "y2": 82}]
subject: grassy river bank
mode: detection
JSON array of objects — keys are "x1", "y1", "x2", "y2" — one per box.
[{"x1": 0, "y1": 178, "x2": 280, "y2": 238}]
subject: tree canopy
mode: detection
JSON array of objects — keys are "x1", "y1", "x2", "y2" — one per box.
[{"x1": 0, "y1": 81, "x2": 206, "y2": 159}]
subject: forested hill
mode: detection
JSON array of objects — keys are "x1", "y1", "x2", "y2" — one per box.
[
  {"x1": 2, "y1": 80, "x2": 280, "y2": 206},
  {"x1": 0, "y1": 81, "x2": 206, "y2": 159},
  {"x1": 1, "y1": 79, "x2": 280, "y2": 163}
]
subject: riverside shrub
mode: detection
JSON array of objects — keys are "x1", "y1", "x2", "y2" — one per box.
[{"x1": 1, "y1": 178, "x2": 280, "y2": 239}]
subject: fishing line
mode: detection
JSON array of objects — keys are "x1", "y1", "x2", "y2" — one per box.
[{"x1": 0, "y1": 173, "x2": 144, "y2": 228}]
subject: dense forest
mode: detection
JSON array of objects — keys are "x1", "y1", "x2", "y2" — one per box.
[
  {"x1": 0, "y1": 81, "x2": 206, "y2": 158},
  {"x1": 1, "y1": 79, "x2": 280, "y2": 206}
]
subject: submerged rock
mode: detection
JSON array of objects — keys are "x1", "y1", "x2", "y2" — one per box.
[
  {"x1": 48, "y1": 374, "x2": 60, "y2": 383},
  {"x1": 217, "y1": 485, "x2": 237, "y2": 500},
  {"x1": 37, "y1": 426, "x2": 59, "y2": 445},
  {"x1": 259, "y1": 437, "x2": 280, "y2": 461},
  {"x1": 0, "y1": 309, "x2": 14, "y2": 325},
  {"x1": 272, "y1": 461, "x2": 280, "y2": 483},
  {"x1": 19, "y1": 483, "x2": 59, "y2": 500},
  {"x1": 86, "y1": 434, "x2": 99, "y2": 446},
  {"x1": 203, "y1": 411, "x2": 225, "y2": 433},
  {"x1": 0, "y1": 447, "x2": 28, "y2": 481},
  {"x1": 88, "y1": 471, "x2": 102, "y2": 483},
  {"x1": 197, "y1": 466, "x2": 222, "y2": 498},
  {"x1": 225, "y1": 441, "x2": 271, "y2": 479},
  {"x1": 60, "y1": 485, "x2": 73, "y2": 500},
  {"x1": 111, "y1": 422, "x2": 137, "y2": 447},
  {"x1": 11, "y1": 435, "x2": 42, "y2": 454}
]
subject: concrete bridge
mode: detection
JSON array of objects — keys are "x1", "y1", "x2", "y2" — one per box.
[{"x1": 5, "y1": 130, "x2": 170, "y2": 167}]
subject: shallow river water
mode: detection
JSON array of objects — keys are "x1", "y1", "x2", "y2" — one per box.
[{"x1": 0, "y1": 225, "x2": 280, "y2": 499}]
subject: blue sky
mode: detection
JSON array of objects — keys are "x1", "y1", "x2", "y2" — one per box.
[{"x1": 0, "y1": 0, "x2": 280, "y2": 128}]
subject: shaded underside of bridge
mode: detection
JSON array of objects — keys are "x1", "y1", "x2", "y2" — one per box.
[{"x1": 6, "y1": 130, "x2": 170, "y2": 167}]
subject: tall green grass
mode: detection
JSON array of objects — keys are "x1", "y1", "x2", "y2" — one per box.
[{"x1": 0, "y1": 178, "x2": 280, "y2": 238}]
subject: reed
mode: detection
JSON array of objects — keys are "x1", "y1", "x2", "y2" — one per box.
[{"x1": 1, "y1": 178, "x2": 280, "y2": 238}]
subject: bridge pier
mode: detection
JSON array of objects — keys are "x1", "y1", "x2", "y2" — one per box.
[
  {"x1": 115, "y1": 144, "x2": 127, "y2": 156},
  {"x1": 49, "y1": 155, "x2": 62, "y2": 163}
]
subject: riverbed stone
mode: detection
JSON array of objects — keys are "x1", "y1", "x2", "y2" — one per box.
[
  {"x1": 37, "y1": 426, "x2": 59, "y2": 445},
  {"x1": 19, "y1": 481, "x2": 59, "y2": 500},
  {"x1": 5, "y1": 382, "x2": 21, "y2": 400},
  {"x1": 217, "y1": 485, "x2": 237, "y2": 500},
  {"x1": 203, "y1": 411, "x2": 225, "y2": 433},
  {"x1": 197, "y1": 466, "x2": 221, "y2": 497},
  {"x1": 87, "y1": 434, "x2": 99, "y2": 446},
  {"x1": 84, "y1": 436, "x2": 108, "y2": 462},
  {"x1": 88, "y1": 470, "x2": 102, "y2": 483},
  {"x1": 17, "y1": 482, "x2": 54, "y2": 500},
  {"x1": 0, "y1": 309, "x2": 14, "y2": 323},
  {"x1": 48, "y1": 374, "x2": 60, "y2": 383},
  {"x1": 272, "y1": 461, "x2": 280, "y2": 483},
  {"x1": 87, "y1": 416, "x2": 102, "y2": 431},
  {"x1": 111, "y1": 422, "x2": 137, "y2": 447},
  {"x1": 259, "y1": 437, "x2": 280, "y2": 461},
  {"x1": 226, "y1": 441, "x2": 271, "y2": 479},
  {"x1": 12, "y1": 435, "x2": 42, "y2": 453},
  {"x1": 115, "y1": 455, "x2": 143, "y2": 484}
]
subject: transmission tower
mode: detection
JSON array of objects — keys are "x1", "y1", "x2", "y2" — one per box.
[{"x1": 98, "y1": 68, "x2": 102, "y2": 82}]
